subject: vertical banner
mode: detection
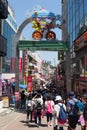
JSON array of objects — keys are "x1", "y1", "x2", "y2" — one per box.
[
  {"x1": 19, "y1": 50, "x2": 23, "y2": 82},
  {"x1": 19, "y1": 58, "x2": 22, "y2": 71},
  {"x1": 24, "y1": 50, "x2": 28, "y2": 83},
  {"x1": 27, "y1": 76, "x2": 33, "y2": 92},
  {"x1": 19, "y1": 50, "x2": 22, "y2": 71},
  {"x1": 0, "y1": 74, "x2": 2, "y2": 96}
]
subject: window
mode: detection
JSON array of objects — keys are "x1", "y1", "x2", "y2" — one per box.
[
  {"x1": 80, "y1": 57, "x2": 85, "y2": 80},
  {"x1": 84, "y1": 0, "x2": 87, "y2": 15}
]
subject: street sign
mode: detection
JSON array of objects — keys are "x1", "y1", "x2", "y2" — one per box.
[{"x1": 18, "y1": 40, "x2": 68, "y2": 51}]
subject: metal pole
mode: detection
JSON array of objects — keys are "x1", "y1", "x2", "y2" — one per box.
[{"x1": 65, "y1": 38, "x2": 72, "y2": 94}]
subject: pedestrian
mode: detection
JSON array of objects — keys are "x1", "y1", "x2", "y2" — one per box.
[
  {"x1": 76, "y1": 95, "x2": 85, "y2": 130},
  {"x1": 33, "y1": 93, "x2": 43, "y2": 127},
  {"x1": 26, "y1": 94, "x2": 35, "y2": 123},
  {"x1": 53, "y1": 95, "x2": 67, "y2": 130},
  {"x1": 67, "y1": 91, "x2": 80, "y2": 130},
  {"x1": 45, "y1": 95, "x2": 54, "y2": 127},
  {"x1": 83, "y1": 95, "x2": 87, "y2": 130},
  {"x1": 20, "y1": 90, "x2": 26, "y2": 109}
]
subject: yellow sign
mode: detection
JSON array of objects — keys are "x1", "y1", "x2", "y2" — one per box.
[{"x1": 2, "y1": 96, "x2": 9, "y2": 108}]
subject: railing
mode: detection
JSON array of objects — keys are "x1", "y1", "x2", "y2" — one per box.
[{"x1": 0, "y1": 34, "x2": 7, "y2": 56}]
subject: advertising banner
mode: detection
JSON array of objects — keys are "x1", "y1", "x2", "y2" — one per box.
[
  {"x1": 0, "y1": 74, "x2": 2, "y2": 96},
  {"x1": 27, "y1": 76, "x2": 33, "y2": 92}
]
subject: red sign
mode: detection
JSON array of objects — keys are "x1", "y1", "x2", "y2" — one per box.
[
  {"x1": 27, "y1": 76, "x2": 33, "y2": 92},
  {"x1": 19, "y1": 58, "x2": 22, "y2": 71},
  {"x1": 27, "y1": 76, "x2": 32, "y2": 82},
  {"x1": 24, "y1": 51, "x2": 28, "y2": 77},
  {"x1": 74, "y1": 31, "x2": 87, "y2": 51}
]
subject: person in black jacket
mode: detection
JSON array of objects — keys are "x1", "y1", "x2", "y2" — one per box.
[
  {"x1": 66, "y1": 91, "x2": 80, "y2": 130},
  {"x1": 83, "y1": 95, "x2": 87, "y2": 130}
]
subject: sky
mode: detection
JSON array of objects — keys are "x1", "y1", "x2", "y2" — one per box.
[{"x1": 8, "y1": 0, "x2": 62, "y2": 66}]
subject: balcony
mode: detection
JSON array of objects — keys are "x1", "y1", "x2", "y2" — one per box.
[
  {"x1": 0, "y1": 0, "x2": 9, "y2": 19},
  {"x1": 0, "y1": 34, "x2": 7, "y2": 56}
]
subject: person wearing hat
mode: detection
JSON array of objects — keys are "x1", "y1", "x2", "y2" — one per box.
[{"x1": 52, "y1": 95, "x2": 67, "y2": 130}]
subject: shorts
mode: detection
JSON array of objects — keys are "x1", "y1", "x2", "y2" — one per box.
[{"x1": 68, "y1": 115, "x2": 79, "y2": 129}]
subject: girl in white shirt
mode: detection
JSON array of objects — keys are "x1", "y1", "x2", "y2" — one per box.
[{"x1": 53, "y1": 95, "x2": 67, "y2": 130}]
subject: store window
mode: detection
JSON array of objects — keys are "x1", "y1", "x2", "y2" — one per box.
[
  {"x1": 85, "y1": 55, "x2": 87, "y2": 80},
  {"x1": 80, "y1": 57, "x2": 85, "y2": 80},
  {"x1": 79, "y1": 55, "x2": 87, "y2": 81}
]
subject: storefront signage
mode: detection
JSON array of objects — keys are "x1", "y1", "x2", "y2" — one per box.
[
  {"x1": 2, "y1": 96, "x2": 9, "y2": 108},
  {"x1": 27, "y1": 76, "x2": 33, "y2": 92},
  {"x1": 74, "y1": 31, "x2": 87, "y2": 51},
  {"x1": 28, "y1": 65, "x2": 34, "y2": 70}
]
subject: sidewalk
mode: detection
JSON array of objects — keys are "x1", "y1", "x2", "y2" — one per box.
[{"x1": 0, "y1": 107, "x2": 13, "y2": 116}]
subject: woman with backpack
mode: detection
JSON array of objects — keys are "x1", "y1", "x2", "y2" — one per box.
[
  {"x1": 33, "y1": 93, "x2": 43, "y2": 127},
  {"x1": 26, "y1": 94, "x2": 35, "y2": 123},
  {"x1": 53, "y1": 95, "x2": 67, "y2": 130},
  {"x1": 45, "y1": 95, "x2": 54, "y2": 127}
]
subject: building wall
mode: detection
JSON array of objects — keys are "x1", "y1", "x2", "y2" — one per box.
[
  {"x1": 62, "y1": 0, "x2": 87, "y2": 94},
  {"x1": 2, "y1": 4, "x2": 17, "y2": 73}
]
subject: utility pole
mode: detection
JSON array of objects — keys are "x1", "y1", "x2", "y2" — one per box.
[{"x1": 65, "y1": 39, "x2": 72, "y2": 94}]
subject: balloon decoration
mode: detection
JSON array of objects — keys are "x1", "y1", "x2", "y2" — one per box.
[
  {"x1": 46, "y1": 31, "x2": 56, "y2": 40},
  {"x1": 32, "y1": 30, "x2": 43, "y2": 40},
  {"x1": 32, "y1": 8, "x2": 61, "y2": 40}
]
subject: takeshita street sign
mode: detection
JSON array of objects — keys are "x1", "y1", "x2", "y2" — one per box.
[
  {"x1": 17, "y1": 8, "x2": 67, "y2": 52},
  {"x1": 18, "y1": 40, "x2": 68, "y2": 51}
]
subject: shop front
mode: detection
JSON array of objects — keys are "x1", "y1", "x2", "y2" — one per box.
[{"x1": 74, "y1": 30, "x2": 87, "y2": 94}]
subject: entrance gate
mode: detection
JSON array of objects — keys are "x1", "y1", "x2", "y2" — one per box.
[{"x1": 15, "y1": 15, "x2": 68, "y2": 93}]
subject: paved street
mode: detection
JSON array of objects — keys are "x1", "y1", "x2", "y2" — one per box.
[{"x1": 0, "y1": 109, "x2": 82, "y2": 130}]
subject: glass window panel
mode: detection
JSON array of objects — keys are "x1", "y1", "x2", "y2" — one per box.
[
  {"x1": 84, "y1": 0, "x2": 87, "y2": 15},
  {"x1": 73, "y1": 17, "x2": 76, "y2": 30},
  {"x1": 76, "y1": 11, "x2": 79, "y2": 26},
  {"x1": 80, "y1": 57, "x2": 85, "y2": 80},
  {"x1": 79, "y1": 4, "x2": 84, "y2": 21},
  {"x1": 75, "y1": 0, "x2": 79, "y2": 11},
  {"x1": 79, "y1": 0, "x2": 84, "y2": 5},
  {"x1": 76, "y1": 26, "x2": 79, "y2": 38},
  {"x1": 73, "y1": 2, "x2": 75, "y2": 16},
  {"x1": 85, "y1": 55, "x2": 87, "y2": 80},
  {"x1": 84, "y1": 14, "x2": 87, "y2": 26},
  {"x1": 72, "y1": 29, "x2": 75, "y2": 42},
  {"x1": 70, "y1": 33, "x2": 73, "y2": 46}
]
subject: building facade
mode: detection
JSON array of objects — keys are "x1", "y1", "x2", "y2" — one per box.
[
  {"x1": 61, "y1": 0, "x2": 87, "y2": 94},
  {"x1": 0, "y1": 0, "x2": 9, "y2": 96},
  {"x1": 2, "y1": 4, "x2": 17, "y2": 73}
]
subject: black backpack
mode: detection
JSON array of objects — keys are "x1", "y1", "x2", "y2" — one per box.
[
  {"x1": 36, "y1": 102, "x2": 42, "y2": 114},
  {"x1": 69, "y1": 101, "x2": 80, "y2": 115},
  {"x1": 72, "y1": 102, "x2": 79, "y2": 115},
  {"x1": 83, "y1": 103, "x2": 87, "y2": 120}
]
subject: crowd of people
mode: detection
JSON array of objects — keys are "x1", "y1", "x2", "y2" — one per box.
[{"x1": 19, "y1": 90, "x2": 87, "y2": 130}]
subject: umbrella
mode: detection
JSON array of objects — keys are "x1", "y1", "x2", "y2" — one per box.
[{"x1": 19, "y1": 84, "x2": 27, "y2": 89}]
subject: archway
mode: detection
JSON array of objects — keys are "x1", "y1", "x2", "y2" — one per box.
[{"x1": 14, "y1": 15, "x2": 67, "y2": 94}]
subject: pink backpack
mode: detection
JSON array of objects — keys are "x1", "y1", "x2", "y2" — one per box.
[{"x1": 46, "y1": 101, "x2": 53, "y2": 113}]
